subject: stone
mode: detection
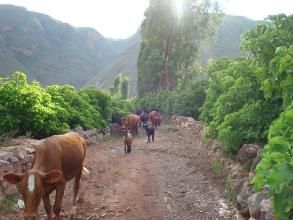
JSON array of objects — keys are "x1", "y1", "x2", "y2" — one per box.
[
  {"x1": 12, "y1": 146, "x2": 28, "y2": 160},
  {"x1": 232, "y1": 178, "x2": 248, "y2": 199},
  {"x1": 0, "y1": 152, "x2": 14, "y2": 161},
  {"x1": 248, "y1": 191, "x2": 269, "y2": 218},
  {"x1": 71, "y1": 126, "x2": 85, "y2": 135},
  {"x1": 237, "y1": 144, "x2": 261, "y2": 163},
  {"x1": 260, "y1": 199, "x2": 274, "y2": 220},
  {"x1": 236, "y1": 213, "x2": 247, "y2": 220},
  {"x1": 251, "y1": 149, "x2": 261, "y2": 171},
  {"x1": 236, "y1": 182, "x2": 253, "y2": 217},
  {"x1": 211, "y1": 142, "x2": 222, "y2": 153},
  {"x1": 231, "y1": 163, "x2": 247, "y2": 179}
]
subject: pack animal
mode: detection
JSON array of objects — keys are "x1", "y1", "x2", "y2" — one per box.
[
  {"x1": 121, "y1": 114, "x2": 139, "y2": 135},
  {"x1": 140, "y1": 112, "x2": 149, "y2": 127},
  {"x1": 3, "y1": 132, "x2": 87, "y2": 220},
  {"x1": 149, "y1": 111, "x2": 161, "y2": 129},
  {"x1": 123, "y1": 130, "x2": 133, "y2": 154},
  {"x1": 143, "y1": 123, "x2": 155, "y2": 144}
]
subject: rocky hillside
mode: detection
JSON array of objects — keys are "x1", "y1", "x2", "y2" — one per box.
[
  {"x1": 84, "y1": 33, "x2": 140, "y2": 96},
  {"x1": 200, "y1": 15, "x2": 265, "y2": 63},
  {"x1": 85, "y1": 15, "x2": 263, "y2": 96},
  {"x1": 0, "y1": 5, "x2": 130, "y2": 87}
]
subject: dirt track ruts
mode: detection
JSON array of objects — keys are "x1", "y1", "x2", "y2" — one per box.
[{"x1": 3, "y1": 122, "x2": 233, "y2": 220}]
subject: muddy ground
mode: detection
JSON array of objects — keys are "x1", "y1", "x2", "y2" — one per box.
[{"x1": 2, "y1": 122, "x2": 233, "y2": 220}]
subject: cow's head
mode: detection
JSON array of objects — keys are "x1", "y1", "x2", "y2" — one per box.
[
  {"x1": 120, "y1": 117, "x2": 128, "y2": 129},
  {"x1": 3, "y1": 170, "x2": 62, "y2": 220}
]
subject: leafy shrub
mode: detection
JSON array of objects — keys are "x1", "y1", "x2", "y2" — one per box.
[
  {"x1": 0, "y1": 72, "x2": 134, "y2": 138},
  {"x1": 46, "y1": 85, "x2": 105, "y2": 130},
  {"x1": 0, "y1": 72, "x2": 68, "y2": 138},
  {"x1": 252, "y1": 104, "x2": 293, "y2": 219},
  {"x1": 218, "y1": 101, "x2": 278, "y2": 154},
  {"x1": 110, "y1": 97, "x2": 134, "y2": 123},
  {"x1": 135, "y1": 79, "x2": 208, "y2": 119}
]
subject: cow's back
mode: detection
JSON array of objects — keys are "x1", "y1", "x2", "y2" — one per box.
[{"x1": 33, "y1": 132, "x2": 86, "y2": 181}]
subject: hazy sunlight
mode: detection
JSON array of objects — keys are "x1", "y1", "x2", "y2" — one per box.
[{"x1": 174, "y1": 0, "x2": 184, "y2": 20}]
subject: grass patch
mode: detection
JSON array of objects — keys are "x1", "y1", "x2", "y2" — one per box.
[
  {"x1": 224, "y1": 175, "x2": 234, "y2": 201},
  {"x1": 0, "y1": 191, "x2": 18, "y2": 214},
  {"x1": 210, "y1": 159, "x2": 223, "y2": 175},
  {"x1": 167, "y1": 127, "x2": 179, "y2": 132},
  {"x1": 101, "y1": 133, "x2": 122, "y2": 142}
]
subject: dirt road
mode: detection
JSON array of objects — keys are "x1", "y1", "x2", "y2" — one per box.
[{"x1": 4, "y1": 122, "x2": 233, "y2": 220}]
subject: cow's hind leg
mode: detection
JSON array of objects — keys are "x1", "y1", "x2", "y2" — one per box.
[
  {"x1": 43, "y1": 194, "x2": 52, "y2": 220},
  {"x1": 125, "y1": 145, "x2": 127, "y2": 154},
  {"x1": 73, "y1": 168, "x2": 82, "y2": 205},
  {"x1": 53, "y1": 182, "x2": 65, "y2": 219},
  {"x1": 70, "y1": 168, "x2": 82, "y2": 218},
  {"x1": 152, "y1": 134, "x2": 154, "y2": 142}
]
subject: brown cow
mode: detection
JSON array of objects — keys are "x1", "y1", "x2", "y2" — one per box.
[
  {"x1": 149, "y1": 111, "x2": 161, "y2": 129},
  {"x1": 3, "y1": 132, "x2": 87, "y2": 220},
  {"x1": 121, "y1": 114, "x2": 139, "y2": 135}
]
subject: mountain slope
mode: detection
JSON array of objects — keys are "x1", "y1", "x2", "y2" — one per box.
[
  {"x1": 85, "y1": 15, "x2": 262, "y2": 96},
  {"x1": 0, "y1": 5, "x2": 125, "y2": 87},
  {"x1": 200, "y1": 15, "x2": 264, "y2": 63},
  {"x1": 85, "y1": 33, "x2": 140, "y2": 96}
]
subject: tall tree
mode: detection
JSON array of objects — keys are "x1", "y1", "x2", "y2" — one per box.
[{"x1": 137, "y1": 0, "x2": 220, "y2": 96}]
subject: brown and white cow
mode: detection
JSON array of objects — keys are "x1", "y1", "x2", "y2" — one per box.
[
  {"x1": 3, "y1": 132, "x2": 87, "y2": 220},
  {"x1": 149, "y1": 111, "x2": 161, "y2": 129}
]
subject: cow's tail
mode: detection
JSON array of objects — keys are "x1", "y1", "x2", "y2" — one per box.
[{"x1": 82, "y1": 167, "x2": 90, "y2": 176}]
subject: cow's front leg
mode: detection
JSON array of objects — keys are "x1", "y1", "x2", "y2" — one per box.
[
  {"x1": 42, "y1": 194, "x2": 52, "y2": 220},
  {"x1": 53, "y1": 182, "x2": 66, "y2": 219}
]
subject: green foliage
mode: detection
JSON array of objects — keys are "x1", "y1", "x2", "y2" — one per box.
[
  {"x1": 252, "y1": 104, "x2": 293, "y2": 219},
  {"x1": 263, "y1": 45, "x2": 293, "y2": 109},
  {"x1": 211, "y1": 159, "x2": 222, "y2": 175},
  {"x1": 0, "y1": 72, "x2": 134, "y2": 138},
  {"x1": 46, "y1": 85, "x2": 105, "y2": 131},
  {"x1": 137, "y1": 0, "x2": 220, "y2": 96},
  {"x1": 224, "y1": 175, "x2": 233, "y2": 201},
  {"x1": 135, "y1": 78, "x2": 208, "y2": 119},
  {"x1": 0, "y1": 191, "x2": 18, "y2": 214},
  {"x1": 242, "y1": 14, "x2": 293, "y2": 67},
  {"x1": 110, "y1": 73, "x2": 130, "y2": 99},
  {"x1": 110, "y1": 97, "x2": 134, "y2": 123},
  {"x1": 199, "y1": 14, "x2": 293, "y2": 218},
  {"x1": 0, "y1": 72, "x2": 68, "y2": 138},
  {"x1": 218, "y1": 101, "x2": 278, "y2": 154}
]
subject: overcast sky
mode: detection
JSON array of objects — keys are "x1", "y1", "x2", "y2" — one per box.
[{"x1": 0, "y1": 0, "x2": 292, "y2": 39}]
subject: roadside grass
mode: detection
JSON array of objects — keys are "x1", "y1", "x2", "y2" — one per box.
[{"x1": 0, "y1": 191, "x2": 18, "y2": 214}]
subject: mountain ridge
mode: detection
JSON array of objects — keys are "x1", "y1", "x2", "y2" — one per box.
[{"x1": 0, "y1": 4, "x2": 131, "y2": 87}]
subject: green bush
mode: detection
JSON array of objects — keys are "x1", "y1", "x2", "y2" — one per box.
[
  {"x1": 252, "y1": 104, "x2": 293, "y2": 219},
  {"x1": 0, "y1": 72, "x2": 134, "y2": 138},
  {"x1": 135, "y1": 79, "x2": 208, "y2": 119},
  {"x1": 0, "y1": 72, "x2": 68, "y2": 138},
  {"x1": 218, "y1": 101, "x2": 278, "y2": 154}
]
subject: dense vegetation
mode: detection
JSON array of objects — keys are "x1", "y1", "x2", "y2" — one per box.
[
  {"x1": 136, "y1": 11, "x2": 292, "y2": 219},
  {"x1": 0, "y1": 72, "x2": 133, "y2": 138}
]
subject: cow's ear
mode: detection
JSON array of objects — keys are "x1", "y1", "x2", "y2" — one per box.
[
  {"x1": 42, "y1": 170, "x2": 62, "y2": 184},
  {"x1": 3, "y1": 172, "x2": 25, "y2": 184}
]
